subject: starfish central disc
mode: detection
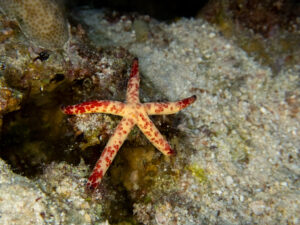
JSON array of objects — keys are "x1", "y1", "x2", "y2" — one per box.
[{"x1": 124, "y1": 103, "x2": 144, "y2": 121}]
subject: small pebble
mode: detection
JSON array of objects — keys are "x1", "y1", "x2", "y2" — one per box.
[
  {"x1": 225, "y1": 176, "x2": 234, "y2": 186},
  {"x1": 250, "y1": 200, "x2": 265, "y2": 215}
]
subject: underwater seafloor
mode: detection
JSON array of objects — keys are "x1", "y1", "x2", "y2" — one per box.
[{"x1": 0, "y1": 4, "x2": 299, "y2": 225}]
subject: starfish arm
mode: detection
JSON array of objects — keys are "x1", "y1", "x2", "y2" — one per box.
[
  {"x1": 136, "y1": 112, "x2": 175, "y2": 156},
  {"x1": 126, "y1": 58, "x2": 140, "y2": 103},
  {"x1": 62, "y1": 100, "x2": 126, "y2": 116},
  {"x1": 144, "y1": 95, "x2": 197, "y2": 115},
  {"x1": 87, "y1": 117, "x2": 135, "y2": 189}
]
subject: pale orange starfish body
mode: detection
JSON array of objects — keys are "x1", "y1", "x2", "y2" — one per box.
[{"x1": 62, "y1": 58, "x2": 196, "y2": 189}]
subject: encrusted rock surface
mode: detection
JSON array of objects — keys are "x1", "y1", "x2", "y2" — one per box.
[
  {"x1": 0, "y1": 0, "x2": 69, "y2": 50},
  {"x1": 0, "y1": 158, "x2": 106, "y2": 224}
]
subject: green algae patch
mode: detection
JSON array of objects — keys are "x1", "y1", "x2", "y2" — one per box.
[{"x1": 186, "y1": 164, "x2": 208, "y2": 184}]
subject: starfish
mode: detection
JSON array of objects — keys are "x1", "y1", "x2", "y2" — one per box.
[{"x1": 62, "y1": 58, "x2": 196, "y2": 189}]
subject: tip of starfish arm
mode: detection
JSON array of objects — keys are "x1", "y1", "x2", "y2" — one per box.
[
  {"x1": 168, "y1": 148, "x2": 176, "y2": 156},
  {"x1": 130, "y1": 58, "x2": 139, "y2": 78},
  {"x1": 188, "y1": 95, "x2": 197, "y2": 104},
  {"x1": 86, "y1": 169, "x2": 103, "y2": 190},
  {"x1": 61, "y1": 105, "x2": 72, "y2": 114},
  {"x1": 179, "y1": 95, "x2": 197, "y2": 109},
  {"x1": 191, "y1": 95, "x2": 197, "y2": 103},
  {"x1": 86, "y1": 181, "x2": 98, "y2": 190}
]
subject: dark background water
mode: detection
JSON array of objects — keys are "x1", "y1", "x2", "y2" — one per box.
[{"x1": 64, "y1": 0, "x2": 209, "y2": 20}]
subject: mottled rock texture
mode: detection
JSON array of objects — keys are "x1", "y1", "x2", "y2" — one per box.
[{"x1": 0, "y1": 0, "x2": 69, "y2": 49}]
